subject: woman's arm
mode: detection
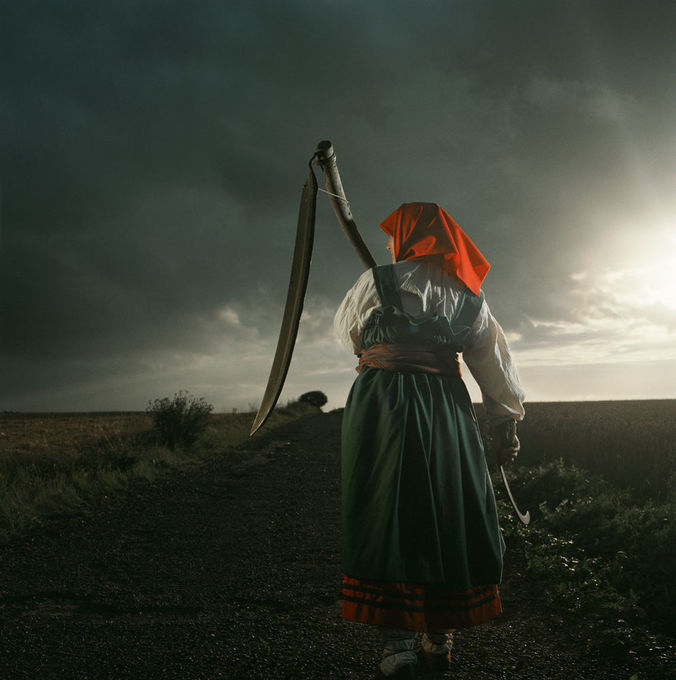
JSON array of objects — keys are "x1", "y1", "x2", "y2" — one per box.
[
  {"x1": 462, "y1": 300, "x2": 526, "y2": 426},
  {"x1": 333, "y1": 269, "x2": 380, "y2": 354}
]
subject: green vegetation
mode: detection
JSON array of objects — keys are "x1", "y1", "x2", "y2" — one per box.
[
  {"x1": 146, "y1": 391, "x2": 214, "y2": 448},
  {"x1": 488, "y1": 400, "x2": 676, "y2": 667},
  {"x1": 299, "y1": 390, "x2": 329, "y2": 408},
  {"x1": 499, "y1": 464, "x2": 673, "y2": 641},
  {"x1": 0, "y1": 400, "x2": 318, "y2": 540}
]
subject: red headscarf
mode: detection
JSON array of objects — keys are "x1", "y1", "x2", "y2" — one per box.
[{"x1": 380, "y1": 202, "x2": 490, "y2": 296}]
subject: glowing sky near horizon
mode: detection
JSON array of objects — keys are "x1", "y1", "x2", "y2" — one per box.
[{"x1": 1, "y1": 1, "x2": 675, "y2": 413}]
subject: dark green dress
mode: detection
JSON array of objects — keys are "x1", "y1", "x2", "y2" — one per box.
[{"x1": 341, "y1": 265, "x2": 505, "y2": 594}]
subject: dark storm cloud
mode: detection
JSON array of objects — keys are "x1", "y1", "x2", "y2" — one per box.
[{"x1": 1, "y1": 0, "x2": 675, "y2": 409}]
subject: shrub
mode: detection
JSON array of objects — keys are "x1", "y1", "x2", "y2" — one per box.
[
  {"x1": 146, "y1": 391, "x2": 214, "y2": 448},
  {"x1": 499, "y1": 461, "x2": 676, "y2": 641},
  {"x1": 298, "y1": 391, "x2": 328, "y2": 408}
]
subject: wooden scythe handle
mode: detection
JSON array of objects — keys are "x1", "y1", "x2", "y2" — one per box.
[{"x1": 315, "y1": 140, "x2": 377, "y2": 270}]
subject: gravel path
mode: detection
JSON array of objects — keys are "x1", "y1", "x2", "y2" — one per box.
[{"x1": 0, "y1": 411, "x2": 670, "y2": 679}]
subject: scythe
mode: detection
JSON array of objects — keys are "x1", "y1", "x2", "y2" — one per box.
[
  {"x1": 249, "y1": 140, "x2": 530, "y2": 526},
  {"x1": 249, "y1": 141, "x2": 373, "y2": 436}
]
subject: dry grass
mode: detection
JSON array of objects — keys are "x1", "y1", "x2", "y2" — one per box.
[
  {"x1": 0, "y1": 412, "x2": 152, "y2": 459},
  {"x1": 0, "y1": 403, "x2": 318, "y2": 539}
]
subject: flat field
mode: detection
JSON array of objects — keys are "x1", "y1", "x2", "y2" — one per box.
[
  {"x1": 0, "y1": 404, "x2": 315, "y2": 537},
  {"x1": 0, "y1": 411, "x2": 152, "y2": 458},
  {"x1": 0, "y1": 410, "x2": 259, "y2": 459},
  {"x1": 0, "y1": 401, "x2": 674, "y2": 676},
  {"x1": 509, "y1": 399, "x2": 676, "y2": 501},
  {"x1": 5, "y1": 399, "x2": 674, "y2": 478}
]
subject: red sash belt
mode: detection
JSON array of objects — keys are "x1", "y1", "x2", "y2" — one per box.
[{"x1": 358, "y1": 343, "x2": 461, "y2": 377}]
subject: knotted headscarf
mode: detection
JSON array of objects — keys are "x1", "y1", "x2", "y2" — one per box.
[{"x1": 379, "y1": 202, "x2": 490, "y2": 296}]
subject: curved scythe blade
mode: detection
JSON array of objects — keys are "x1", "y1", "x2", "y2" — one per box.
[
  {"x1": 500, "y1": 465, "x2": 531, "y2": 525},
  {"x1": 495, "y1": 421, "x2": 530, "y2": 525},
  {"x1": 249, "y1": 164, "x2": 317, "y2": 436}
]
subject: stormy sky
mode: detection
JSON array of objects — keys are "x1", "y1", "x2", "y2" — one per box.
[{"x1": 2, "y1": 0, "x2": 675, "y2": 413}]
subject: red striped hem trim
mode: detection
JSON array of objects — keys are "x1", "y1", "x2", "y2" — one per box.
[{"x1": 342, "y1": 575, "x2": 502, "y2": 630}]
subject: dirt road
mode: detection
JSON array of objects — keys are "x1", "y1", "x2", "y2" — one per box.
[{"x1": 0, "y1": 411, "x2": 668, "y2": 678}]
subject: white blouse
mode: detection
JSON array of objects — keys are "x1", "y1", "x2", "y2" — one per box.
[{"x1": 334, "y1": 260, "x2": 525, "y2": 425}]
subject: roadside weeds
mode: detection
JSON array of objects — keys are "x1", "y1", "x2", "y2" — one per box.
[{"x1": 0, "y1": 401, "x2": 317, "y2": 540}]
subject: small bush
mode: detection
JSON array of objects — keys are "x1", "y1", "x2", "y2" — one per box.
[
  {"x1": 298, "y1": 391, "x2": 328, "y2": 408},
  {"x1": 146, "y1": 391, "x2": 214, "y2": 449}
]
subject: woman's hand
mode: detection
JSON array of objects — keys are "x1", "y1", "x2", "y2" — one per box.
[
  {"x1": 497, "y1": 434, "x2": 520, "y2": 465},
  {"x1": 489, "y1": 421, "x2": 520, "y2": 466}
]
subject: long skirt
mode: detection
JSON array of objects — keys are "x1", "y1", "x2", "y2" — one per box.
[{"x1": 341, "y1": 366, "x2": 504, "y2": 630}]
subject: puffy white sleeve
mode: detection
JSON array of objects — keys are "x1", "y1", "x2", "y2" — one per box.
[
  {"x1": 463, "y1": 300, "x2": 526, "y2": 425},
  {"x1": 334, "y1": 269, "x2": 381, "y2": 355}
]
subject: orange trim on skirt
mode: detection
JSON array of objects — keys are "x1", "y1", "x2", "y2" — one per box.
[{"x1": 342, "y1": 575, "x2": 502, "y2": 631}]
